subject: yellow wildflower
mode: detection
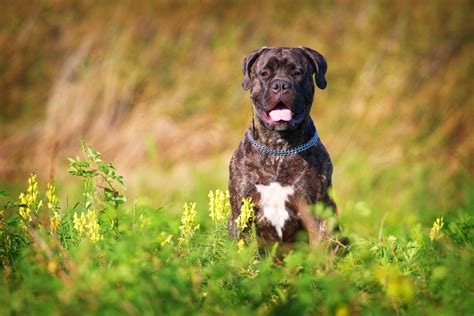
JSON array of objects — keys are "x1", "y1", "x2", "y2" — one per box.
[
  {"x1": 235, "y1": 197, "x2": 255, "y2": 232},
  {"x1": 73, "y1": 212, "x2": 86, "y2": 237},
  {"x1": 18, "y1": 173, "x2": 43, "y2": 227},
  {"x1": 45, "y1": 181, "x2": 58, "y2": 210},
  {"x1": 85, "y1": 210, "x2": 102, "y2": 242},
  {"x1": 47, "y1": 260, "x2": 58, "y2": 274},
  {"x1": 46, "y1": 180, "x2": 61, "y2": 232},
  {"x1": 429, "y1": 216, "x2": 444, "y2": 242},
  {"x1": 138, "y1": 214, "x2": 148, "y2": 231},
  {"x1": 237, "y1": 239, "x2": 245, "y2": 253},
  {"x1": 234, "y1": 197, "x2": 255, "y2": 253},
  {"x1": 208, "y1": 189, "x2": 230, "y2": 226},
  {"x1": 50, "y1": 211, "x2": 61, "y2": 232},
  {"x1": 178, "y1": 202, "x2": 199, "y2": 245},
  {"x1": 73, "y1": 209, "x2": 103, "y2": 243},
  {"x1": 160, "y1": 232, "x2": 174, "y2": 247},
  {"x1": 335, "y1": 305, "x2": 350, "y2": 316},
  {"x1": 18, "y1": 193, "x2": 31, "y2": 224},
  {"x1": 374, "y1": 265, "x2": 414, "y2": 303}
]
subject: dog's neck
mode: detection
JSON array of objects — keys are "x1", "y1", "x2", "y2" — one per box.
[{"x1": 250, "y1": 114, "x2": 316, "y2": 150}]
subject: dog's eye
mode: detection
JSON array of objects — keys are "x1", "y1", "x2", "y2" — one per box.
[
  {"x1": 294, "y1": 70, "x2": 303, "y2": 76},
  {"x1": 259, "y1": 71, "x2": 269, "y2": 78}
]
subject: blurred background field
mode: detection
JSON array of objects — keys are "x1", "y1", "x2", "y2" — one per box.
[
  {"x1": 0, "y1": 1, "x2": 473, "y2": 313},
  {"x1": 1, "y1": 0, "x2": 472, "y2": 232}
]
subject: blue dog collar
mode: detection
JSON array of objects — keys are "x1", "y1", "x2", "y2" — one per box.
[{"x1": 246, "y1": 129, "x2": 319, "y2": 156}]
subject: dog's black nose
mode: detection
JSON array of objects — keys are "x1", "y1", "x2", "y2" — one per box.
[{"x1": 271, "y1": 80, "x2": 292, "y2": 94}]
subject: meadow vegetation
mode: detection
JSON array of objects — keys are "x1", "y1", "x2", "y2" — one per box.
[
  {"x1": 0, "y1": 1, "x2": 473, "y2": 314},
  {"x1": 1, "y1": 143, "x2": 473, "y2": 315}
]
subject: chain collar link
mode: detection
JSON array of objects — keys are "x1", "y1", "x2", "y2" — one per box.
[{"x1": 246, "y1": 129, "x2": 319, "y2": 156}]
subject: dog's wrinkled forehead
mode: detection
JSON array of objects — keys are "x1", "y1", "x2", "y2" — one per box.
[
  {"x1": 254, "y1": 48, "x2": 311, "y2": 72},
  {"x1": 242, "y1": 46, "x2": 327, "y2": 90}
]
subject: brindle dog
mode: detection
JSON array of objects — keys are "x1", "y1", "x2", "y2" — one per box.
[{"x1": 228, "y1": 47, "x2": 342, "y2": 248}]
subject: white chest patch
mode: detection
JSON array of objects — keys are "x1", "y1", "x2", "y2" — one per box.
[{"x1": 256, "y1": 182, "x2": 294, "y2": 240}]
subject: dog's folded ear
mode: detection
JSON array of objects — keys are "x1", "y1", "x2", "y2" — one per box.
[
  {"x1": 242, "y1": 47, "x2": 269, "y2": 90},
  {"x1": 299, "y1": 46, "x2": 327, "y2": 89}
]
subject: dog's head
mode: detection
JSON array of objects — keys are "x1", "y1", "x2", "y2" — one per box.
[{"x1": 242, "y1": 47, "x2": 327, "y2": 131}]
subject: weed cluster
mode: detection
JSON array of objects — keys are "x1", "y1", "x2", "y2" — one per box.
[{"x1": 0, "y1": 144, "x2": 473, "y2": 314}]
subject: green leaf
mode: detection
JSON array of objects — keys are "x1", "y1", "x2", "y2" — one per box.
[{"x1": 114, "y1": 195, "x2": 127, "y2": 204}]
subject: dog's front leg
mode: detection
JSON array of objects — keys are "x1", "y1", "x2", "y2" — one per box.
[
  {"x1": 296, "y1": 200, "x2": 329, "y2": 246},
  {"x1": 228, "y1": 169, "x2": 243, "y2": 238}
]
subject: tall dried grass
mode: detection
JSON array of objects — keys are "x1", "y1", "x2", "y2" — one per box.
[{"x1": 0, "y1": 1, "x2": 472, "y2": 209}]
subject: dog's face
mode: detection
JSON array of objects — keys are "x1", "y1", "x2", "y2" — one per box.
[{"x1": 242, "y1": 47, "x2": 327, "y2": 131}]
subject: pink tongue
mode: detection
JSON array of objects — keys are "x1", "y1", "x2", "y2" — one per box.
[{"x1": 269, "y1": 108, "x2": 292, "y2": 121}]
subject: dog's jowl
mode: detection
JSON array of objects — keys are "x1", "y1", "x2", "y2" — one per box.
[{"x1": 228, "y1": 46, "x2": 338, "y2": 245}]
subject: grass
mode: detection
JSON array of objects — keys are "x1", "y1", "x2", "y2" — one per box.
[{"x1": 0, "y1": 143, "x2": 473, "y2": 315}]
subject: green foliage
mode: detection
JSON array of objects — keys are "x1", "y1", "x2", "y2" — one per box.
[
  {"x1": 68, "y1": 141, "x2": 127, "y2": 209},
  {"x1": 1, "y1": 144, "x2": 473, "y2": 315}
]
